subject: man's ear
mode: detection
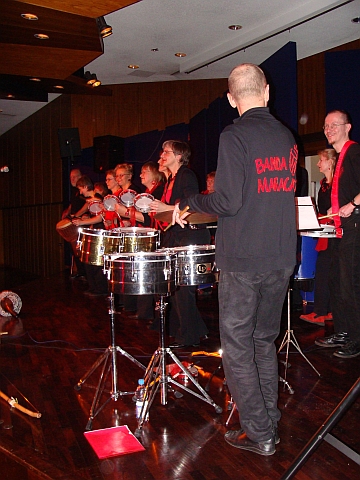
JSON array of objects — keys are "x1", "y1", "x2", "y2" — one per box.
[
  {"x1": 227, "y1": 92, "x2": 237, "y2": 109},
  {"x1": 264, "y1": 84, "x2": 269, "y2": 106}
]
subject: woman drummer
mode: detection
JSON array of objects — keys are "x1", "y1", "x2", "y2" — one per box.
[{"x1": 149, "y1": 140, "x2": 210, "y2": 348}]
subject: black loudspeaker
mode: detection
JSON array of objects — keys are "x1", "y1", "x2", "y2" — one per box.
[
  {"x1": 93, "y1": 135, "x2": 124, "y2": 173},
  {"x1": 58, "y1": 128, "x2": 82, "y2": 159}
]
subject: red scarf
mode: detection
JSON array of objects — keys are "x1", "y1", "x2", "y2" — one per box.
[{"x1": 331, "y1": 140, "x2": 356, "y2": 238}]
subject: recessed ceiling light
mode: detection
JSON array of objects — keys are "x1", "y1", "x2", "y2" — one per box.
[
  {"x1": 34, "y1": 33, "x2": 49, "y2": 40},
  {"x1": 29, "y1": 77, "x2": 41, "y2": 82},
  {"x1": 175, "y1": 52, "x2": 186, "y2": 57},
  {"x1": 7, "y1": 94, "x2": 15, "y2": 99},
  {"x1": 128, "y1": 65, "x2": 139, "y2": 69},
  {"x1": 54, "y1": 85, "x2": 64, "y2": 89},
  {"x1": 228, "y1": 25, "x2": 242, "y2": 30},
  {"x1": 21, "y1": 13, "x2": 38, "y2": 20},
  {"x1": 351, "y1": 17, "x2": 360, "y2": 23},
  {"x1": 151, "y1": 48, "x2": 159, "y2": 52}
]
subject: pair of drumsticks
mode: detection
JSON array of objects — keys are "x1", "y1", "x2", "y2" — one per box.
[{"x1": 164, "y1": 206, "x2": 190, "y2": 232}]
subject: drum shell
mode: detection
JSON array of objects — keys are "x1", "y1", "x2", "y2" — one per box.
[
  {"x1": 56, "y1": 219, "x2": 79, "y2": 243},
  {"x1": 112, "y1": 227, "x2": 159, "y2": 253},
  {"x1": 106, "y1": 252, "x2": 177, "y2": 295},
  {"x1": 77, "y1": 228, "x2": 124, "y2": 266},
  {"x1": 166, "y1": 245, "x2": 218, "y2": 286}
]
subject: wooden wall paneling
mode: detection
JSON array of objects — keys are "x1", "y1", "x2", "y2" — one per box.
[
  {"x1": 297, "y1": 53, "x2": 326, "y2": 137},
  {"x1": 138, "y1": 82, "x2": 165, "y2": 134},
  {"x1": 117, "y1": 84, "x2": 142, "y2": 138}
]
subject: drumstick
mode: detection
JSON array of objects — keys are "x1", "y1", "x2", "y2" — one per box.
[
  {"x1": 164, "y1": 206, "x2": 190, "y2": 232},
  {"x1": 318, "y1": 213, "x2": 339, "y2": 220}
]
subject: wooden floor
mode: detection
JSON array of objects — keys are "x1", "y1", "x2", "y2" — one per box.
[{"x1": 0, "y1": 266, "x2": 359, "y2": 480}]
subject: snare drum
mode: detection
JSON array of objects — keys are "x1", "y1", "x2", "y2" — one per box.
[
  {"x1": 56, "y1": 219, "x2": 79, "y2": 243},
  {"x1": 119, "y1": 189, "x2": 137, "y2": 207},
  {"x1": 77, "y1": 228, "x2": 125, "y2": 266},
  {"x1": 105, "y1": 251, "x2": 177, "y2": 295},
  {"x1": 103, "y1": 195, "x2": 120, "y2": 211},
  {"x1": 112, "y1": 227, "x2": 159, "y2": 253},
  {"x1": 168, "y1": 244, "x2": 217, "y2": 286},
  {"x1": 134, "y1": 193, "x2": 154, "y2": 213}
]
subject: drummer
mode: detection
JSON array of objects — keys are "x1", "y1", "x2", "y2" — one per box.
[
  {"x1": 149, "y1": 140, "x2": 210, "y2": 348},
  {"x1": 72, "y1": 176, "x2": 108, "y2": 297},
  {"x1": 114, "y1": 163, "x2": 141, "y2": 227},
  {"x1": 103, "y1": 170, "x2": 122, "y2": 230}
]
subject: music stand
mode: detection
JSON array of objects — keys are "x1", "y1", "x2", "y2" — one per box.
[
  {"x1": 278, "y1": 198, "x2": 322, "y2": 385},
  {"x1": 74, "y1": 293, "x2": 146, "y2": 431},
  {"x1": 135, "y1": 295, "x2": 222, "y2": 436}
]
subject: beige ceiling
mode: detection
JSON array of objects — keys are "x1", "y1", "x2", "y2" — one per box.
[{"x1": 0, "y1": 0, "x2": 359, "y2": 135}]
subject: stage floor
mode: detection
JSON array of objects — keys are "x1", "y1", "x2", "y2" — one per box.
[{"x1": 0, "y1": 269, "x2": 359, "y2": 480}]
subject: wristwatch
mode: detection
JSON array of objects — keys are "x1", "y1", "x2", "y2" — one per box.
[{"x1": 351, "y1": 198, "x2": 359, "y2": 207}]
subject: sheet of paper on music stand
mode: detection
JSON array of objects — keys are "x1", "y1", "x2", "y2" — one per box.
[
  {"x1": 295, "y1": 197, "x2": 320, "y2": 230},
  {"x1": 84, "y1": 425, "x2": 145, "y2": 458}
]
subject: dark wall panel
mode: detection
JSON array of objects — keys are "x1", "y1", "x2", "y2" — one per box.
[
  {"x1": 261, "y1": 41, "x2": 298, "y2": 133},
  {"x1": 325, "y1": 49, "x2": 360, "y2": 143}
]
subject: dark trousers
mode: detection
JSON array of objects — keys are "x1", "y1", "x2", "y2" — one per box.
[
  {"x1": 329, "y1": 223, "x2": 360, "y2": 342},
  {"x1": 219, "y1": 268, "x2": 292, "y2": 442},
  {"x1": 168, "y1": 286, "x2": 208, "y2": 345},
  {"x1": 84, "y1": 263, "x2": 108, "y2": 294}
]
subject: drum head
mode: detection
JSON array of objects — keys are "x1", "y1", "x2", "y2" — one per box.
[
  {"x1": 89, "y1": 200, "x2": 103, "y2": 215},
  {"x1": 134, "y1": 193, "x2": 154, "y2": 213},
  {"x1": 119, "y1": 189, "x2": 137, "y2": 207},
  {"x1": 103, "y1": 195, "x2": 119, "y2": 211},
  {"x1": 114, "y1": 226, "x2": 158, "y2": 236}
]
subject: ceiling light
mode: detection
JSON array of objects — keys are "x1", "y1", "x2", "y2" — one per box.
[
  {"x1": 84, "y1": 71, "x2": 98, "y2": 85},
  {"x1": 7, "y1": 94, "x2": 15, "y2": 99},
  {"x1": 54, "y1": 85, "x2": 64, "y2": 89},
  {"x1": 228, "y1": 25, "x2": 242, "y2": 30},
  {"x1": 34, "y1": 33, "x2": 49, "y2": 40},
  {"x1": 351, "y1": 17, "x2": 360, "y2": 23},
  {"x1": 92, "y1": 79, "x2": 101, "y2": 87},
  {"x1": 128, "y1": 65, "x2": 139, "y2": 69},
  {"x1": 175, "y1": 52, "x2": 186, "y2": 57},
  {"x1": 29, "y1": 77, "x2": 41, "y2": 82},
  {"x1": 21, "y1": 13, "x2": 38, "y2": 20},
  {"x1": 151, "y1": 48, "x2": 159, "y2": 52},
  {"x1": 97, "y1": 16, "x2": 112, "y2": 38}
]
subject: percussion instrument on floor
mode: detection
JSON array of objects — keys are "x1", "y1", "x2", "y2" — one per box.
[
  {"x1": 111, "y1": 227, "x2": 159, "y2": 253},
  {"x1": 77, "y1": 228, "x2": 125, "y2": 266},
  {"x1": 104, "y1": 251, "x2": 177, "y2": 295},
  {"x1": 103, "y1": 195, "x2": 120, "y2": 211},
  {"x1": 56, "y1": 218, "x2": 79, "y2": 243},
  {"x1": 88, "y1": 200, "x2": 104, "y2": 215},
  {"x1": 133, "y1": 193, "x2": 154, "y2": 213},
  {"x1": 163, "y1": 244, "x2": 218, "y2": 286}
]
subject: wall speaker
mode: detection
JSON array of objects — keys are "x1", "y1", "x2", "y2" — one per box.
[
  {"x1": 93, "y1": 135, "x2": 124, "y2": 173},
  {"x1": 58, "y1": 128, "x2": 82, "y2": 159}
]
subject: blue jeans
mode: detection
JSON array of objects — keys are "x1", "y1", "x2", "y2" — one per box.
[{"x1": 219, "y1": 268, "x2": 292, "y2": 442}]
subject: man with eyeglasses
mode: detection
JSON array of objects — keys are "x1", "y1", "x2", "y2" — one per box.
[{"x1": 315, "y1": 110, "x2": 360, "y2": 358}]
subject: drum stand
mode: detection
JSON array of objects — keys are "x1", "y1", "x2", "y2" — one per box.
[
  {"x1": 75, "y1": 293, "x2": 146, "y2": 430},
  {"x1": 135, "y1": 295, "x2": 222, "y2": 436},
  {"x1": 278, "y1": 286, "x2": 321, "y2": 389}
]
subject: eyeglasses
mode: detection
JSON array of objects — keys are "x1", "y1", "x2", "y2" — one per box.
[
  {"x1": 105, "y1": 177, "x2": 115, "y2": 181},
  {"x1": 162, "y1": 150, "x2": 174, "y2": 155},
  {"x1": 116, "y1": 173, "x2": 129, "y2": 178},
  {"x1": 323, "y1": 123, "x2": 347, "y2": 131}
]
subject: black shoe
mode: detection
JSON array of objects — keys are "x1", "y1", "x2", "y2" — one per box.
[
  {"x1": 224, "y1": 430, "x2": 275, "y2": 456},
  {"x1": 315, "y1": 332, "x2": 349, "y2": 348},
  {"x1": 333, "y1": 341, "x2": 360, "y2": 358},
  {"x1": 230, "y1": 427, "x2": 280, "y2": 445}
]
